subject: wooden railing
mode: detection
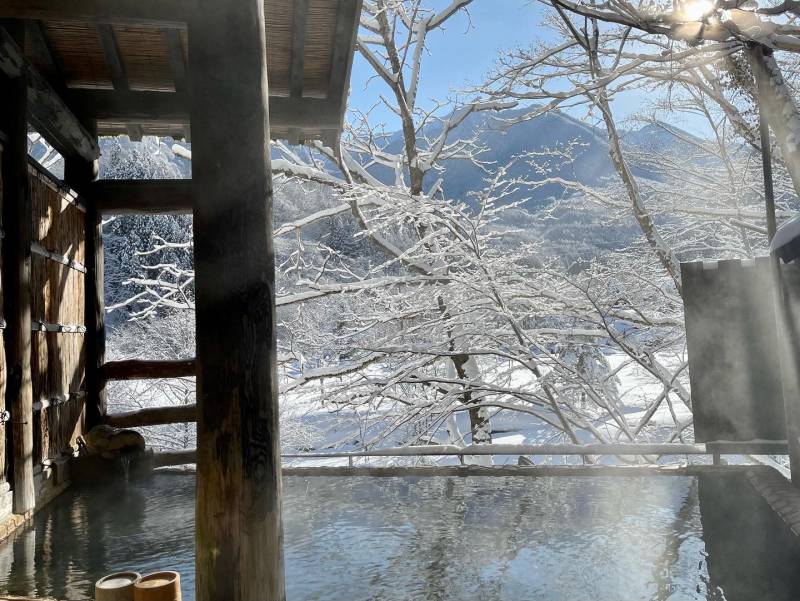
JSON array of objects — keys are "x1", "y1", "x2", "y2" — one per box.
[
  {"x1": 106, "y1": 404, "x2": 197, "y2": 428},
  {"x1": 101, "y1": 358, "x2": 196, "y2": 382},
  {"x1": 98, "y1": 357, "x2": 788, "y2": 469}
]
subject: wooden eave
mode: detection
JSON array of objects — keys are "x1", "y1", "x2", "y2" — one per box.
[{"x1": 2, "y1": 0, "x2": 361, "y2": 145}]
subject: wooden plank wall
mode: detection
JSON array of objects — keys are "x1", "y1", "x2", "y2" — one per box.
[
  {"x1": 0, "y1": 146, "x2": 5, "y2": 483},
  {"x1": 682, "y1": 257, "x2": 787, "y2": 442},
  {"x1": 28, "y1": 165, "x2": 87, "y2": 467}
]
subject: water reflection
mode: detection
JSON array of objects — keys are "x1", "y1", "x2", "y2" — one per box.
[{"x1": 0, "y1": 473, "x2": 795, "y2": 601}]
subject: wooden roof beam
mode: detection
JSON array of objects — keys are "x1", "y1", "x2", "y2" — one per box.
[
  {"x1": 163, "y1": 29, "x2": 188, "y2": 95},
  {"x1": 0, "y1": 26, "x2": 99, "y2": 162},
  {"x1": 323, "y1": 0, "x2": 362, "y2": 148},
  {"x1": 328, "y1": 0, "x2": 361, "y2": 102},
  {"x1": 96, "y1": 23, "x2": 145, "y2": 140},
  {"x1": 69, "y1": 89, "x2": 343, "y2": 130},
  {"x1": 0, "y1": 0, "x2": 194, "y2": 27},
  {"x1": 163, "y1": 28, "x2": 190, "y2": 140},
  {"x1": 96, "y1": 24, "x2": 129, "y2": 92},
  {"x1": 270, "y1": 96, "x2": 343, "y2": 130},
  {"x1": 69, "y1": 89, "x2": 189, "y2": 123},
  {"x1": 25, "y1": 20, "x2": 64, "y2": 86},
  {"x1": 86, "y1": 179, "x2": 193, "y2": 214},
  {"x1": 290, "y1": 0, "x2": 308, "y2": 99}
]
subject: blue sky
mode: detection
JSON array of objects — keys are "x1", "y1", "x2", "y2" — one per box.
[
  {"x1": 347, "y1": 1, "x2": 547, "y2": 125},
  {"x1": 345, "y1": 1, "x2": 710, "y2": 137}
]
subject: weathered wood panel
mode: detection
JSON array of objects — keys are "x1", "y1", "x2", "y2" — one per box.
[
  {"x1": 682, "y1": 258, "x2": 787, "y2": 442},
  {"x1": 29, "y1": 168, "x2": 86, "y2": 263},
  {"x1": 28, "y1": 166, "x2": 87, "y2": 466},
  {"x1": 106, "y1": 403, "x2": 196, "y2": 428},
  {"x1": 190, "y1": 0, "x2": 284, "y2": 598},
  {"x1": 1, "y1": 25, "x2": 36, "y2": 512},
  {"x1": 30, "y1": 332, "x2": 85, "y2": 465},
  {"x1": 0, "y1": 27, "x2": 99, "y2": 163},
  {"x1": 101, "y1": 358, "x2": 195, "y2": 382},
  {"x1": 30, "y1": 254, "x2": 85, "y2": 325},
  {"x1": 0, "y1": 146, "x2": 6, "y2": 484}
]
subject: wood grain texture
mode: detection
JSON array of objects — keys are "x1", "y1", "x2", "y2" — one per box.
[
  {"x1": 101, "y1": 358, "x2": 195, "y2": 382},
  {"x1": 87, "y1": 179, "x2": 193, "y2": 214},
  {"x1": 0, "y1": 27, "x2": 98, "y2": 162},
  {"x1": 772, "y1": 261, "x2": 800, "y2": 484},
  {"x1": 0, "y1": 0, "x2": 195, "y2": 26},
  {"x1": 64, "y1": 125, "x2": 102, "y2": 431},
  {"x1": 189, "y1": 0, "x2": 284, "y2": 598},
  {"x1": 0, "y1": 24, "x2": 35, "y2": 512},
  {"x1": 17, "y1": 0, "x2": 360, "y2": 142},
  {"x1": 106, "y1": 403, "x2": 196, "y2": 428},
  {"x1": 30, "y1": 154, "x2": 88, "y2": 466},
  {"x1": 0, "y1": 143, "x2": 5, "y2": 485},
  {"x1": 67, "y1": 89, "x2": 342, "y2": 132}
]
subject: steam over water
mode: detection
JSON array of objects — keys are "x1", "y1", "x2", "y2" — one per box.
[{"x1": 0, "y1": 472, "x2": 797, "y2": 600}]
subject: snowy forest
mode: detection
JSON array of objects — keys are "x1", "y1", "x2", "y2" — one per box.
[{"x1": 28, "y1": 0, "x2": 800, "y2": 464}]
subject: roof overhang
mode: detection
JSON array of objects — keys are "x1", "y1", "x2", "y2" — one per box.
[{"x1": 0, "y1": 0, "x2": 361, "y2": 146}]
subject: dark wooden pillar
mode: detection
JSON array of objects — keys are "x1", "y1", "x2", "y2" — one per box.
[
  {"x1": 773, "y1": 261, "x2": 800, "y2": 483},
  {"x1": 749, "y1": 43, "x2": 800, "y2": 483},
  {"x1": 188, "y1": 1, "x2": 284, "y2": 600},
  {"x1": 64, "y1": 124, "x2": 103, "y2": 430},
  {"x1": 0, "y1": 22, "x2": 34, "y2": 514},
  {"x1": 85, "y1": 205, "x2": 105, "y2": 428}
]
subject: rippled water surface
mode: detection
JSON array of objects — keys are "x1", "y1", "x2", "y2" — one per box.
[{"x1": 0, "y1": 472, "x2": 797, "y2": 601}]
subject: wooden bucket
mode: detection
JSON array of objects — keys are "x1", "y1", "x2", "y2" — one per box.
[
  {"x1": 133, "y1": 571, "x2": 181, "y2": 601},
  {"x1": 95, "y1": 571, "x2": 141, "y2": 601}
]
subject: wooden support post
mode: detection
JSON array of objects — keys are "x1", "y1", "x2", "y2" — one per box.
[
  {"x1": 163, "y1": 29, "x2": 188, "y2": 95},
  {"x1": 751, "y1": 43, "x2": 800, "y2": 484},
  {"x1": 0, "y1": 22, "x2": 35, "y2": 514},
  {"x1": 85, "y1": 203, "x2": 105, "y2": 429},
  {"x1": 772, "y1": 260, "x2": 800, "y2": 484},
  {"x1": 64, "y1": 123, "x2": 103, "y2": 429},
  {"x1": 189, "y1": 1, "x2": 284, "y2": 600}
]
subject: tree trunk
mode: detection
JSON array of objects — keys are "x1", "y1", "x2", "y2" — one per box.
[
  {"x1": 451, "y1": 354, "x2": 492, "y2": 445},
  {"x1": 747, "y1": 45, "x2": 800, "y2": 202},
  {"x1": 597, "y1": 93, "x2": 683, "y2": 294}
]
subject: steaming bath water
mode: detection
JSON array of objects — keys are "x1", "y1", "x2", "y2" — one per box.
[{"x1": 0, "y1": 471, "x2": 797, "y2": 601}]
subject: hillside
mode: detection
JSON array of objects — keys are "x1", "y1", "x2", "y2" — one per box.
[{"x1": 356, "y1": 106, "x2": 693, "y2": 209}]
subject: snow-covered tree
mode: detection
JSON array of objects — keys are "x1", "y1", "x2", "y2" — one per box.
[{"x1": 111, "y1": 0, "x2": 800, "y2": 462}]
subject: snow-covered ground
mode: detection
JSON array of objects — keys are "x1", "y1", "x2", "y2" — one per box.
[
  {"x1": 276, "y1": 351, "x2": 695, "y2": 468},
  {"x1": 107, "y1": 344, "x2": 789, "y2": 474}
]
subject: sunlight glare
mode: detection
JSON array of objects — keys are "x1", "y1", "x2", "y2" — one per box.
[{"x1": 680, "y1": 0, "x2": 716, "y2": 20}]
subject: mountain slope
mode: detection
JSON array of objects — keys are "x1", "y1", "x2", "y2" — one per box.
[{"x1": 356, "y1": 106, "x2": 691, "y2": 209}]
